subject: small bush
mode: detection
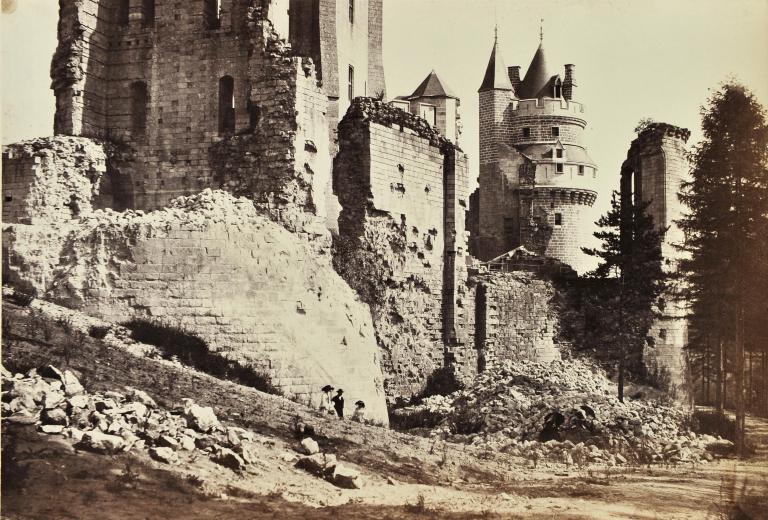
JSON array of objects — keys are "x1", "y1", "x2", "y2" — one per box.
[
  {"x1": 447, "y1": 406, "x2": 485, "y2": 435},
  {"x1": 88, "y1": 325, "x2": 111, "y2": 339},
  {"x1": 122, "y1": 318, "x2": 281, "y2": 395},
  {"x1": 389, "y1": 408, "x2": 445, "y2": 431},
  {"x1": 419, "y1": 366, "x2": 463, "y2": 399},
  {"x1": 6, "y1": 290, "x2": 35, "y2": 307},
  {"x1": 692, "y1": 410, "x2": 735, "y2": 441}
]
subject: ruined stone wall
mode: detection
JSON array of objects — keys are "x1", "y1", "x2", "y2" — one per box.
[
  {"x1": 333, "y1": 99, "x2": 469, "y2": 399},
  {"x1": 2, "y1": 137, "x2": 112, "y2": 224},
  {"x1": 621, "y1": 123, "x2": 692, "y2": 397},
  {"x1": 50, "y1": 0, "x2": 335, "y2": 227},
  {"x1": 2, "y1": 190, "x2": 388, "y2": 424}
]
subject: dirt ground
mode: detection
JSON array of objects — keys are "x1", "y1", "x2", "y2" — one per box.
[{"x1": 2, "y1": 302, "x2": 767, "y2": 519}]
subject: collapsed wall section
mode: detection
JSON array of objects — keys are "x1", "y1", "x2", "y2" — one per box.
[
  {"x1": 2, "y1": 190, "x2": 388, "y2": 424},
  {"x1": 333, "y1": 99, "x2": 470, "y2": 399},
  {"x1": 1, "y1": 137, "x2": 115, "y2": 224}
]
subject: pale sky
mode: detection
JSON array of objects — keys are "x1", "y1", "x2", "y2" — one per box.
[{"x1": 2, "y1": 0, "x2": 768, "y2": 221}]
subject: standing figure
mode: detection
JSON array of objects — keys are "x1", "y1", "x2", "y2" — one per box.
[
  {"x1": 331, "y1": 389, "x2": 345, "y2": 418},
  {"x1": 319, "y1": 385, "x2": 334, "y2": 414},
  {"x1": 351, "y1": 400, "x2": 366, "y2": 423}
]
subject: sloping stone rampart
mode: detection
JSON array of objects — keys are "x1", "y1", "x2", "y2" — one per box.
[{"x1": 2, "y1": 189, "x2": 387, "y2": 424}]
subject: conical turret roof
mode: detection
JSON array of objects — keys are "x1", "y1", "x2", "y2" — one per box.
[
  {"x1": 518, "y1": 42, "x2": 552, "y2": 99},
  {"x1": 407, "y1": 70, "x2": 459, "y2": 99},
  {"x1": 478, "y1": 32, "x2": 514, "y2": 92}
]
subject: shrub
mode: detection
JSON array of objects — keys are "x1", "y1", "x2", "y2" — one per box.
[
  {"x1": 389, "y1": 408, "x2": 445, "y2": 431},
  {"x1": 122, "y1": 318, "x2": 281, "y2": 395},
  {"x1": 692, "y1": 410, "x2": 735, "y2": 441},
  {"x1": 6, "y1": 290, "x2": 35, "y2": 307},
  {"x1": 447, "y1": 406, "x2": 485, "y2": 435},
  {"x1": 88, "y1": 325, "x2": 111, "y2": 339},
  {"x1": 419, "y1": 366, "x2": 464, "y2": 399}
]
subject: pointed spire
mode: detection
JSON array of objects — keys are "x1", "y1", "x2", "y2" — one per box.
[
  {"x1": 517, "y1": 39, "x2": 552, "y2": 99},
  {"x1": 478, "y1": 28, "x2": 514, "y2": 93}
]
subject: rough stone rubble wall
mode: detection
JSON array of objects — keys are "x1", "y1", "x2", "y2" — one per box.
[
  {"x1": 2, "y1": 189, "x2": 388, "y2": 424},
  {"x1": 1, "y1": 137, "x2": 112, "y2": 224},
  {"x1": 332, "y1": 99, "x2": 470, "y2": 399}
]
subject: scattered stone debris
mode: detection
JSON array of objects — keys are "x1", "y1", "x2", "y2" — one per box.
[
  {"x1": 1, "y1": 364, "x2": 367, "y2": 488},
  {"x1": 393, "y1": 359, "x2": 731, "y2": 466}
]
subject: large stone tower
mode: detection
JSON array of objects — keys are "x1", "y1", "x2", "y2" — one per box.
[
  {"x1": 470, "y1": 31, "x2": 598, "y2": 273},
  {"x1": 50, "y1": 0, "x2": 385, "y2": 213},
  {"x1": 621, "y1": 123, "x2": 691, "y2": 396}
]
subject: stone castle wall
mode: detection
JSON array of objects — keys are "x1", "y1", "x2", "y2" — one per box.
[
  {"x1": 333, "y1": 99, "x2": 470, "y2": 398},
  {"x1": 2, "y1": 189, "x2": 388, "y2": 424}
]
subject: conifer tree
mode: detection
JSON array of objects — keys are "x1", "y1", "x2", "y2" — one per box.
[
  {"x1": 582, "y1": 192, "x2": 666, "y2": 402},
  {"x1": 677, "y1": 82, "x2": 768, "y2": 457}
]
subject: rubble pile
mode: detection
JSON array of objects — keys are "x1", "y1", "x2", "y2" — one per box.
[
  {"x1": 395, "y1": 359, "x2": 731, "y2": 466},
  {"x1": 1, "y1": 364, "x2": 362, "y2": 487}
]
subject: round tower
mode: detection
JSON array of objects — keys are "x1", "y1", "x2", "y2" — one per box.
[{"x1": 472, "y1": 32, "x2": 599, "y2": 271}]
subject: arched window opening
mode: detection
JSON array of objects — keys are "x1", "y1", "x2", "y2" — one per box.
[
  {"x1": 130, "y1": 81, "x2": 149, "y2": 132},
  {"x1": 142, "y1": 0, "x2": 155, "y2": 27},
  {"x1": 205, "y1": 0, "x2": 222, "y2": 29},
  {"x1": 554, "y1": 79, "x2": 563, "y2": 98},
  {"x1": 117, "y1": 0, "x2": 130, "y2": 26},
  {"x1": 218, "y1": 76, "x2": 235, "y2": 134}
]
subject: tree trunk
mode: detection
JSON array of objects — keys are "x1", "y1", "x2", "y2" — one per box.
[
  {"x1": 735, "y1": 306, "x2": 746, "y2": 458},
  {"x1": 618, "y1": 354, "x2": 625, "y2": 403},
  {"x1": 716, "y1": 336, "x2": 725, "y2": 412}
]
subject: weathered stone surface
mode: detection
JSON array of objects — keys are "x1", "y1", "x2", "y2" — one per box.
[
  {"x1": 81, "y1": 430, "x2": 125, "y2": 454},
  {"x1": 40, "y1": 424, "x2": 65, "y2": 435},
  {"x1": 149, "y1": 447, "x2": 178, "y2": 464},
  {"x1": 183, "y1": 401, "x2": 219, "y2": 433},
  {"x1": 332, "y1": 464, "x2": 363, "y2": 489},
  {"x1": 125, "y1": 387, "x2": 156, "y2": 408},
  {"x1": 3, "y1": 190, "x2": 388, "y2": 424},
  {"x1": 300, "y1": 437, "x2": 320, "y2": 455},
  {"x1": 213, "y1": 447, "x2": 246, "y2": 472},
  {"x1": 41, "y1": 407, "x2": 69, "y2": 426}
]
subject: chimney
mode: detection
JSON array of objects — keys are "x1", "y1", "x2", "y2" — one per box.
[
  {"x1": 507, "y1": 66, "x2": 522, "y2": 94},
  {"x1": 563, "y1": 64, "x2": 576, "y2": 100}
]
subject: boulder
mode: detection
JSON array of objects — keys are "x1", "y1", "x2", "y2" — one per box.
[
  {"x1": 81, "y1": 430, "x2": 126, "y2": 454},
  {"x1": 182, "y1": 401, "x2": 219, "y2": 433},
  {"x1": 41, "y1": 389, "x2": 66, "y2": 408},
  {"x1": 333, "y1": 464, "x2": 363, "y2": 489},
  {"x1": 150, "y1": 447, "x2": 178, "y2": 464},
  {"x1": 158, "y1": 435, "x2": 180, "y2": 450},
  {"x1": 178, "y1": 435, "x2": 196, "y2": 451},
  {"x1": 125, "y1": 387, "x2": 157, "y2": 408},
  {"x1": 4, "y1": 412, "x2": 38, "y2": 425},
  {"x1": 94, "y1": 399, "x2": 117, "y2": 413},
  {"x1": 41, "y1": 407, "x2": 69, "y2": 426},
  {"x1": 300, "y1": 437, "x2": 320, "y2": 455},
  {"x1": 213, "y1": 447, "x2": 246, "y2": 471},
  {"x1": 67, "y1": 395, "x2": 90, "y2": 409},
  {"x1": 39, "y1": 424, "x2": 65, "y2": 434},
  {"x1": 61, "y1": 371, "x2": 84, "y2": 396}
]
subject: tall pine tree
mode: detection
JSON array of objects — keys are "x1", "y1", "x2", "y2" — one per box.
[
  {"x1": 583, "y1": 192, "x2": 667, "y2": 402},
  {"x1": 677, "y1": 82, "x2": 768, "y2": 457}
]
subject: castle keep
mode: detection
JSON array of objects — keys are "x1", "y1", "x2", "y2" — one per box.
[{"x1": 469, "y1": 32, "x2": 598, "y2": 273}]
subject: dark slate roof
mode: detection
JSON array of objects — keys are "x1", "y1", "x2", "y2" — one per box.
[
  {"x1": 478, "y1": 37, "x2": 514, "y2": 92},
  {"x1": 518, "y1": 43, "x2": 554, "y2": 99},
  {"x1": 407, "y1": 70, "x2": 459, "y2": 100}
]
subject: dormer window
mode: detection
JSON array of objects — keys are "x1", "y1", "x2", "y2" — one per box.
[
  {"x1": 554, "y1": 78, "x2": 563, "y2": 98},
  {"x1": 551, "y1": 127, "x2": 560, "y2": 137},
  {"x1": 522, "y1": 127, "x2": 531, "y2": 138},
  {"x1": 556, "y1": 149, "x2": 563, "y2": 159}
]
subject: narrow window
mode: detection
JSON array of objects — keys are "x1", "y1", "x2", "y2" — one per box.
[
  {"x1": 142, "y1": 0, "x2": 155, "y2": 27},
  {"x1": 659, "y1": 329, "x2": 667, "y2": 340},
  {"x1": 554, "y1": 79, "x2": 562, "y2": 98},
  {"x1": 117, "y1": 0, "x2": 130, "y2": 26},
  {"x1": 348, "y1": 65, "x2": 355, "y2": 102},
  {"x1": 554, "y1": 213, "x2": 563, "y2": 226},
  {"x1": 419, "y1": 104, "x2": 436, "y2": 126},
  {"x1": 130, "y1": 81, "x2": 148, "y2": 132},
  {"x1": 556, "y1": 163, "x2": 564, "y2": 173},
  {"x1": 556, "y1": 149, "x2": 563, "y2": 159},
  {"x1": 4, "y1": 195, "x2": 12, "y2": 202},
  {"x1": 578, "y1": 165, "x2": 585, "y2": 175},
  {"x1": 551, "y1": 127, "x2": 560, "y2": 137},
  {"x1": 205, "y1": 0, "x2": 221, "y2": 29},
  {"x1": 522, "y1": 127, "x2": 531, "y2": 138},
  {"x1": 349, "y1": 0, "x2": 354, "y2": 23},
  {"x1": 218, "y1": 75, "x2": 235, "y2": 134}
]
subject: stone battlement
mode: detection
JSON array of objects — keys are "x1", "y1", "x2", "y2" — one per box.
[{"x1": 510, "y1": 98, "x2": 586, "y2": 119}]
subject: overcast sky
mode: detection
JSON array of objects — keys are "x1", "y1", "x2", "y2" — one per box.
[{"x1": 2, "y1": 0, "x2": 767, "y2": 220}]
